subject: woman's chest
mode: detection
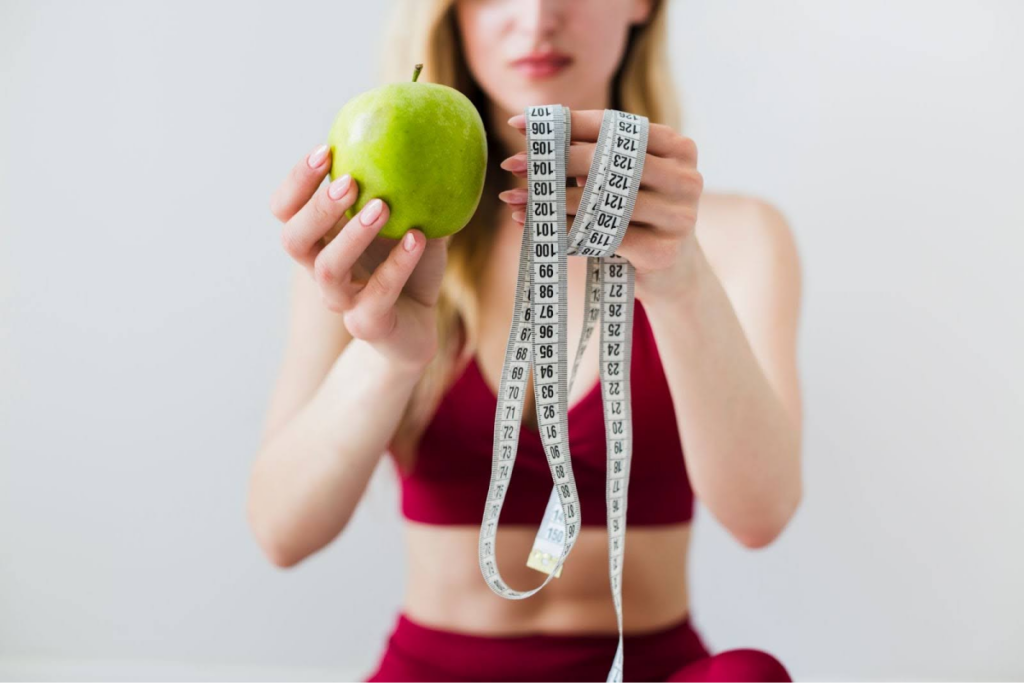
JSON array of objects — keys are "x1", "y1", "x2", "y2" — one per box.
[{"x1": 474, "y1": 250, "x2": 603, "y2": 431}]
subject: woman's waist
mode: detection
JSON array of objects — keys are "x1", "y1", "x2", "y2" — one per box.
[
  {"x1": 368, "y1": 608, "x2": 709, "y2": 683},
  {"x1": 401, "y1": 521, "x2": 691, "y2": 636}
]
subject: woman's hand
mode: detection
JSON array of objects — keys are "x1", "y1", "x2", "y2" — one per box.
[
  {"x1": 499, "y1": 110, "x2": 703, "y2": 302},
  {"x1": 270, "y1": 144, "x2": 449, "y2": 372}
]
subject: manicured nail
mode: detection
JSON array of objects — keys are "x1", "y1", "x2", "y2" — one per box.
[
  {"x1": 511, "y1": 210, "x2": 525, "y2": 223},
  {"x1": 498, "y1": 188, "x2": 527, "y2": 204},
  {"x1": 500, "y1": 155, "x2": 527, "y2": 173},
  {"x1": 308, "y1": 144, "x2": 329, "y2": 168},
  {"x1": 328, "y1": 174, "x2": 351, "y2": 200},
  {"x1": 403, "y1": 231, "x2": 417, "y2": 252},
  {"x1": 507, "y1": 114, "x2": 525, "y2": 128},
  {"x1": 359, "y1": 198, "x2": 384, "y2": 226}
]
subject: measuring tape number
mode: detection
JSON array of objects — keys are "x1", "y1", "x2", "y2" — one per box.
[{"x1": 477, "y1": 105, "x2": 649, "y2": 682}]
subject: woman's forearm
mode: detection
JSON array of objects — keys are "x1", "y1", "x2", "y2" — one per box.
[
  {"x1": 642, "y1": 246, "x2": 802, "y2": 548},
  {"x1": 248, "y1": 338, "x2": 423, "y2": 567}
]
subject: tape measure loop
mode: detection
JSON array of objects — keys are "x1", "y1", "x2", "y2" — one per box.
[{"x1": 477, "y1": 105, "x2": 649, "y2": 682}]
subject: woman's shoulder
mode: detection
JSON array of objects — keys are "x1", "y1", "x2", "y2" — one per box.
[{"x1": 695, "y1": 191, "x2": 800, "y2": 286}]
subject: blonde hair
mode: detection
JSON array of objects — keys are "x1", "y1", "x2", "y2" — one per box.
[{"x1": 380, "y1": 0, "x2": 680, "y2": 471}]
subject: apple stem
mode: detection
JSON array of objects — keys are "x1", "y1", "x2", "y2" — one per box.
[{"x1": 412, "y1": 64, "x2": 423, "y2": 82}]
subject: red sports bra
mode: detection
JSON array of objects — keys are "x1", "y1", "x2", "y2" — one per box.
[{"x1": 388, "y1": 298, "x2": 694, "y2": 527}]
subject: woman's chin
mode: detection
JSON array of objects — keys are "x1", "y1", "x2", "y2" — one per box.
[{"x1": 488, "y1": 82, "x2": 581, "y2": 115}]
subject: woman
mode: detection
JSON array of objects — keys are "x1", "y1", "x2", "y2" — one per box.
[{"x1": 249, "y1": 0, "x2": 803, "y2": 680}]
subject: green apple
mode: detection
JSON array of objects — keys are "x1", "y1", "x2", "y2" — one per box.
[{"x1": 327, "y1": 64, "x2": 488, "y2": 240}]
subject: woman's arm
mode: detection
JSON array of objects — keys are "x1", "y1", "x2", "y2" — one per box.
[
  {"x1": 250, "y1": 143, "x2": 447, "y2": 568},
  {"x1": 643, "y1": 198, "x2": 803, "y2": 549},
  {"x1": 247, "y1": 267, "x2": 424, "y2": 568},
  {"x1": 501, "y1": 112, "x2": 803, "y2": 548}
]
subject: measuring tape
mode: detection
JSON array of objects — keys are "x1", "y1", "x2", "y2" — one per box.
[{"x1": 477, "y1": 105, "x2": 649, "y2": 682}]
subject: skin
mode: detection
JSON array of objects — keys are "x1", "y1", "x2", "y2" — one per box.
[{"x1": 250, "y1": 0, "x2": 803, "y2": 637}]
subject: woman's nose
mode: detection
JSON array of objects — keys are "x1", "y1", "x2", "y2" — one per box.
[{"x1": 516, "y1": 0, "x2": 565, "y2": 40}]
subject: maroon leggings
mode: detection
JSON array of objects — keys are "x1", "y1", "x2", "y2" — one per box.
[{"x1": 365, "y1": 613, "x2": 790, "y2": 682}]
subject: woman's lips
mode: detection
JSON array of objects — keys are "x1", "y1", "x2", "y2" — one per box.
[{"x1": 510, "y1": 53, "x2": 573, "y2": 79}]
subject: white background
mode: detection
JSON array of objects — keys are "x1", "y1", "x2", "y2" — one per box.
[{"x1": 2, "y1": 1, "x2": 1022, "y2": 680}]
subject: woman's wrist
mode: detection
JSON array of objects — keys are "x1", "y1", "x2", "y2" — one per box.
[
  {"x1": 330, "y1": 338, "x2": 426, "y2": 395},
  {"x1": 307, "y1": 339, "x2": 426, "y2": 449},
  {"x1": 636, "y1": 238, "x2": 706, "y2": 311},
  {"x1": 369, "y1": 340, "x2": 433, "y2": 385}
]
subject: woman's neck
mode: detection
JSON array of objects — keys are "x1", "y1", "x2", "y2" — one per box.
[{"x1": 486, "y1": 88, "x2": 614, "y2": 188}]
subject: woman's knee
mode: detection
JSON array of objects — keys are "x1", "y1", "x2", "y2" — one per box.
[{"x1": 709, "y1": 648, "x2": 790, "y2": 682}]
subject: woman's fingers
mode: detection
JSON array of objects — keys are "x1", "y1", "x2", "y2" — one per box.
[
  {"x1": 499, "y1": 186, "x2": 683, "y2": 230},
  {"x1": 562, "y1": 185, "x2": 678, "y2": 227},
  {"x1": 271, "y1": 144, "x2": 436, "y2": 329},
  {"x1": 346, "y1": 230, "x2": 426, "y2": 340},
  {"x1": 507, "y1": 111, "x2": 697, "y2": 161},
  {"x1": 281, "y1": 174, "x2": 358, "y2": 269},
  {"x1": 500, "y1": 145, "x2": 697, "y2": 196},
  {"x1": 270, "y1": 144, "x2": 333, "y2": 223},
  {"x1": 312, "y1": 198, "x2": 390, "y2": 312}
]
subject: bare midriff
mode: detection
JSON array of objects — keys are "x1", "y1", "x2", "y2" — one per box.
[{"x1": 401, "y1": 522, "x2": 691, "y2": 635}]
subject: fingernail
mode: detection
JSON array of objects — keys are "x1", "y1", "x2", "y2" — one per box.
[
  {"x1": 500, "y1": 155, "x2": 527, "y2": 172},
  {"x1": 498, "y1": 188, "x2": 527, "y2": 204},
  {"x1": 403, "y1": 231, "x2": 418, "y2": 252},
  {"x1": 328, "y1": 174, "x2": 351, "y2": 200},
  {"x1": 507, "y1": 114, "x2": 525, "y2": 128},
  {"x1": 511, "y1": 210, "x2": 525, "y2": 223},
  {"x1": 308, "y1": 144, "x2": 329, "y2": 168},
  {"x1": 359, "y1": 198, "x2": 384, "y2": 226}
]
